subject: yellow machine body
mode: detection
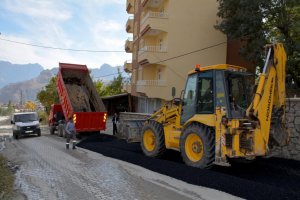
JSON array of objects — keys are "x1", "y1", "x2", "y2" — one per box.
[{"x1": 142, "y1": 43, "x2": 289, "y2": 168}]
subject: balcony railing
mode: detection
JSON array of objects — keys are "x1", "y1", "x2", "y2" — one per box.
[
  {"x1": 141, "y1": 11, "x2": 168, "y2": 25},
  {"x1": 136, "y1": 80, "x2": 166, "y2": 86},
  {"x1": 136, "y1": 79, "x2": 166, "y2": 95},
  {"x1": 138, "y1": 45, "x2": 167, "y2": 55}
]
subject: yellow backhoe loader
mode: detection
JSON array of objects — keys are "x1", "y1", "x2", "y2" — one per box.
[{"x1": 140, "y1": 43, "x2": 290, "y2": 168}]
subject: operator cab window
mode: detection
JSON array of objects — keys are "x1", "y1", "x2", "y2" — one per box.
[
  {"x1": 181, "y1": 71, "x2": 214, "y2": 124},
  {"x1": 181, "y1": 74, "x2": 197, "y2": 123},
  {"x1": 197, "y1": 71, "x2": 214, "y2": 114},
  {"x1": 226, "y1": 72, "x2": 253, "y2": 118}
]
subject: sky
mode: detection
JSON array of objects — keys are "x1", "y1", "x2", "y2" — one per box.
[{"x1": 0, "y1": 0, "x2": 131, "y2": 69}]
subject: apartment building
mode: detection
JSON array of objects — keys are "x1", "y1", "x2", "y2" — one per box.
[{"x1": 124, "y1": 0, "x2": 228, "y2": 113}]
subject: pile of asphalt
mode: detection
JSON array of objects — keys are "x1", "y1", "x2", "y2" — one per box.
[{"x1": 77, "y1": 134, "x2": 300, "y2": 200}]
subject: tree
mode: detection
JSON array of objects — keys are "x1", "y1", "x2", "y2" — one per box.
[
  {"x1": 37, "y1": 77, "x2": 59, "y2": 113},
  {"x1": 106, "y1": 67, "x2": 124, "y2": 96},
  {"x1": 24, "y1": 101, "x2": 36, "y2": 111},
  {"x1": 267, "y1": 0, "x2": 300, "y2": 86},
  {"x1": 216, "y1": 0, "x2": 300, "y2": 85},
  {"x1": 94, "y1": 80, "x2": 108, "y2": 97},
  {"x1": 216, "y1": 0, "x2": 269, "y2": 67}
]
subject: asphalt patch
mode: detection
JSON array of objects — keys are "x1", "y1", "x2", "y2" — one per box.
[{"x1": 77, "y1": 134, "x2": 300, "y2": 200}]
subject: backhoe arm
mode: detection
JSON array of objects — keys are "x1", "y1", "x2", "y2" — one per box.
[{"x1": 246, "y1": 43, "x2": 288, "y2": 146}]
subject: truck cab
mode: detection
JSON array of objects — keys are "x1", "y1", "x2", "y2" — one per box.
[{"x1": 11, "y1": 112, "x2": 41, "y2": 139}]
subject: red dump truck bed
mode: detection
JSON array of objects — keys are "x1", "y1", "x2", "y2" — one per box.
[{"x1": 57, "y1": 63, "x2": 107, "y2": 133}]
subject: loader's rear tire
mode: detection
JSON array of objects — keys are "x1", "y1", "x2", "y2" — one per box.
[
  {"x1": 180, "y1": 123, "x2": 215, "y2": 169},
  {"x1": 141, "y1": 121, "x2": 166, "y2": 158}
]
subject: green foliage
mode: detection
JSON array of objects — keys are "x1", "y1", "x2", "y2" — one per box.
[
  {"x1": 95, "y1": 67, "x2": 125, "y2": 97},
  {"x1": 0, "y1": 101, "x2": 14, "y2": 116},
  {"x1": 37, "y1": 77, "x2": 59, "y2": 113},
  {"x1": 216, "y1": 0, "x2": 300, "y2": 85},
  {"x1": 106, "y1": 67, "x2": 124, "y2": 95},
  {"x1": 37, "y1": 110, "x2": 48, "y2": 125},
  {"x1": 94, "y1": 80, "x2": 108, "y2": 97}
]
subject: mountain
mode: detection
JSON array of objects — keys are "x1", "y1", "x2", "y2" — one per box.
[
  {"x1": 0, "y1": 61, "x2": 43, "y2": 88},
  {"x1": 91, "y1": 64, "x2": 123, "y2": 83},
  {"x1": 0, "y1": 69, "x2": 57, "y2": 103},
  {"x1": 0, "y1": 62, "x2": 126, "y2": 104}
]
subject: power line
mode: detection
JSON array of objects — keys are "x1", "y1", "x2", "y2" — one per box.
[
  {"x1": 135, "y1": 41, "x2": 228, "y2": 80},
  {"x1": 0, "y1": 37, "x2": 125, "y2": 53},
  {"x1": 71, "y1": 41, "x2": 228, "y2": 79},
  {"x1": 155, "y1": 41, "x2": 227, "y2": 64},
  {"x1": 93, "y1": 71, "x2": 127, "y2": 79}
]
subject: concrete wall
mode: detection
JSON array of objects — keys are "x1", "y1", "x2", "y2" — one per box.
[{"x1": 271, "y1": 98, "x2": 300, "y2": 160}]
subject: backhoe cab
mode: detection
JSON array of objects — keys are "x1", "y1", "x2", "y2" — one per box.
[{"x1": 141, "y1": 43, "x2": 289, "y2": 168}]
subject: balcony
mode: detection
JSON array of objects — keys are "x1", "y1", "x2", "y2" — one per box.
[
  {"x1": 126, "y1": 0, "x2": 134, "y2": 14},
  {"x1": 138, "y1": 45, "x2": 167, "y2": 64},
  {"x1": 125, "y1": 38, "x2": 133, "y2": 53},
  {"x1": 126, "y1": 17, "x2": 134, "y2": 33},
  {"x1": 124, "y1": 60, "x2": 132, "y2": 73},
  {"x1": 142, "y1": 0, "x2": 165, "y2": 8},
  {"x1": 136, "y1": 80, "x2": 167, "y2": 98},
  {"x1": 140, "y1": 12, "x2": 168, "y2": 35},
  {"x1": 139, "y1": 45, "x2": 167, "y2": 54}
]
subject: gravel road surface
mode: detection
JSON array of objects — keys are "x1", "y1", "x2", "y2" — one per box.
[{"x1": 0, "y1": 116, "x2": 239, "y2": 200}]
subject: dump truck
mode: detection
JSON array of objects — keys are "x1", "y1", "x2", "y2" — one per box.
[
  {"x1": 120, "y1": 43, "x2": 289, "y2": 168},
  {"x1": 56, "y1": 63, "x2": 107, "y2": 135}
]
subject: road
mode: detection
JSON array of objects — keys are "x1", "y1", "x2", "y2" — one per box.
[{"x1": 0, "y1": 117, "x2": 239, "y2": 200}]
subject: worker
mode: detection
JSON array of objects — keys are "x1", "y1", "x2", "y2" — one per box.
[
  {"x1": 112, "y1": 113, "x2": 119, "y2": 135},
  {"x1": 65, "y1": 117, "x2": 76, "y2": 149}
]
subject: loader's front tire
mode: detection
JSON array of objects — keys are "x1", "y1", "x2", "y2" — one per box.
[
  {"x1": 141, "y1": 121, "x2": 166, "y2": 158},
  {"x1": 180, "y1": 124, "x2": 215, "y2": 169}
]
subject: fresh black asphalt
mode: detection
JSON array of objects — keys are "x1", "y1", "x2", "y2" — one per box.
[{"x1": 77, "y1": 134, "x2": 300, "y2": 200}]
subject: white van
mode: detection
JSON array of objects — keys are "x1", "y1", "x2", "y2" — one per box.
[{"x1": 11, "y1": 112, "x2": 41, "y2": 139}]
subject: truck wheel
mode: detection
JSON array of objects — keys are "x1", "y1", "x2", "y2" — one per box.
[
  {"x1": 180, "y1": 123, "x2": 215, "y2": 169},
  {"x1": 58, "y1": 125, "x2": 64, "y2": 137},
  {"x1": 141, "y1": 120, "x2": 166, "y2": 157},
  {"x1": 37, "y1": 131, "x2": 41, "y2": 137},
  {"x1": 50, "y1": 126, "x2": 55, "y2": 135}
]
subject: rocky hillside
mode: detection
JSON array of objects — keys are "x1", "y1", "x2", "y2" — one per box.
[
  {"x1": 0, "y1": 69, "x2": 57, "y2": 103},
  {"x1": 0, "y1": 62, "x2": 127, "y2": 104},
  {"x1": 0, "y1": 61, "x2": 43, "y2": 88}
]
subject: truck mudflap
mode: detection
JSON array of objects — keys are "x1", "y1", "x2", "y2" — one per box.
[{"x1": 117, "y1": 112, "x2": 151, "y2": 142}]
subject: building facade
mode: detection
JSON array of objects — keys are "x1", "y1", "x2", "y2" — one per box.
[{"x1": 124, "y1": 0, "x2": 228, "y2": 113}]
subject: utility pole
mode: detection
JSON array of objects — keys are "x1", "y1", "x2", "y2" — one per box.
[{"x1": 20, "y1": 90, "x2": 23, "y2": 108}]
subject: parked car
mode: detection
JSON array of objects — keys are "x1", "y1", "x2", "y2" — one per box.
[{"x1": 11, "y1": 112, "x2": 42, "y2": 139}]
